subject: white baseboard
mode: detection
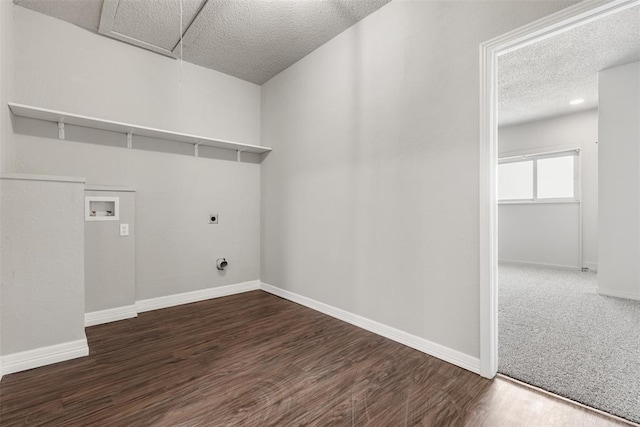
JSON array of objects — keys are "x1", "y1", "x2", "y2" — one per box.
[
  {"x1": 597, "y1": 287, "x2": 640, "y2": 301},
  {"x1": 2, "y1": 280, "x2": 480, "y2": 380},
  {"x1": 85, "y1": 305, "x2": 138, "y2": 327},
  {"x1": 260, "y1": 282, "x2": 480, "y2": 375},
  {"x1": 499, "y1": 258, "x2": 580, "y2": 271},
  {"x1": 136, "y1": 280, "x2": 261, "y2": 313},
  {"x1": 582, "y1": 262, "x2": 598, "y2": 272},
  {"x1": 1, "y1": 337, "x2": 89, "y2": 376}
]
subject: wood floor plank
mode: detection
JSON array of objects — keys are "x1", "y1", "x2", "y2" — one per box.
[{"x1": 0, "y1": 291, "x2": 631, "y2": 426}]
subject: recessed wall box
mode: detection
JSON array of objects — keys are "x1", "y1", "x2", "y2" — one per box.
[{"x1": 85, "y1": 196, "x2": 120, "y2": 221}]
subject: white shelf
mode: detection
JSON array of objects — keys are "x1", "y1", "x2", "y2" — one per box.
[
  {"x1": 0, "y1": 173, "x2": 85, "y2": 184},
  {"x1": 8, "y1": 102, "x2": 272, "y2": 155},
  {"x1": 85, "y1": 185, "x2": 135, "y2": 192}
]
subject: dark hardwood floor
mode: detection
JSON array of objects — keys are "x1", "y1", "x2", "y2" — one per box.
[{"x1": 0, "y1": 291, "x2": 630, "y2": 426}]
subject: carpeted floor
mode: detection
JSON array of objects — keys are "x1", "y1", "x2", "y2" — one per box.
[{"x1": 499, "y1": 262, "x2": 640, "y2": 424}]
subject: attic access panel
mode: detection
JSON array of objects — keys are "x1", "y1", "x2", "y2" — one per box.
[{"x1": 99, "y1": 0, "x2": 207, "y2": 57}]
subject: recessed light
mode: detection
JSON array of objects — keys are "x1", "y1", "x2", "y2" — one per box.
[{"x1": 570, "y1": 98, "x2": 585, "y2": 105}]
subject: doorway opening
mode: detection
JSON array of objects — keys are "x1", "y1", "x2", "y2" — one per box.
[{"x1": 480, "y1": 0, "x2": 640, "y2": 423}]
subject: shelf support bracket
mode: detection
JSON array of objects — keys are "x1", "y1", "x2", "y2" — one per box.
[
  {"x1": 236, "y1": 150, "x2": 243, "y2": 162},
  {"x1": 58, "y1": 121, "x2": 65, "y2": 140},
  {"x1": 127, "y1": 132, "x2": 133, "y2": 149},
  {"x1": 194, "y1": 142, "x2": 201, "y2": 157}
]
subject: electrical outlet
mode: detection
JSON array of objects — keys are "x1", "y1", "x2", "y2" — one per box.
[
  {"x1": 209, "y1": 214, "x2": 219, "y2": 224},
  {"x1": 120, "y1": 223, "x2": 129, "y2": 236}
]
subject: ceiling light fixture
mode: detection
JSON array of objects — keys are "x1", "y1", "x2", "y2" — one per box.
[{"x1": 570, "y1": 98, "x2": 585, "y2": 105}]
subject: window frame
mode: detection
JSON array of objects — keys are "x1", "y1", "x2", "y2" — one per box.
[{"x1": 498, "y1": 149, "x2": 580, "y2": 204}]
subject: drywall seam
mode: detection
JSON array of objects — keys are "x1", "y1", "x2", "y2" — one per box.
[
  {"x1": 260, "y1": 283, "x2": 481, "y2": 375},
  {"x1": 1, "y1": 338, "x2": 89, "y2": 376},
  {"x1": 84, "y1": 305, "x2": 138, "y2": 327},
  {"x1": 135, "y1": 280, "x2": 261, "y2": 313}
]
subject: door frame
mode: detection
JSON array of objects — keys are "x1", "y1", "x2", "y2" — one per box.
[{"x1": 478, "y1": 0, "x2": 639, "y2": 379}]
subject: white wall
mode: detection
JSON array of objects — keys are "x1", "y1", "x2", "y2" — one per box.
[
  {"x1": 0, "y1": 0, "x2": 13, "y2": 377},
  {"x1": 1, "y1": 176, "x2": 85, "y2": 356},
  {"x1": 84, "y1": 189, "x2": 136, "y2": 314},
  {"x1": 261, "y1": 0, "x2": 575, "y2": 359},
  {"x1": 17, "y1": 137, "x2": 261, "y2": 300},
  {"x1": 598, "y1": 61, "x2": 640, "y2": 300},
  {"x1": 0, "y1": 0, "x2": 14, "y2": 172},
  {"x1": 498, "y1": 109, "x2": 599, "y2": 269},
  {"x1": 498, "y1": 203, "x2": 581, "y2": 268},
  {"x1": 10, "y1": 6, "x2": 261, "y2": 302},
  {"x1": 11, "y1": 6, "x2": 260, "y2": 150}
]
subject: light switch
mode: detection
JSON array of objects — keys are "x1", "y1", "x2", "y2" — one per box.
[{"x1": 120, "y1": 223, "x2": 129, "y2": 236}]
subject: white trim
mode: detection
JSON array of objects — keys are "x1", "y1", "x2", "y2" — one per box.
[
  {"x1": 0, "y1": 173, "x2": 85, "y2": 183},
  {"x1": 85, "y1": 185, "x2": 136, "y2": 192},
  {"x1": 583, "y1": 262, "x2": 598, "y2": 272},
  {"x1": 479, "y1": 0, "x2": 640, "y2": 380},
  {"x1": 499, "y1": 147, "x2": 581, "y2": 162},
  {"x1": 499, "y1": 141, "x2": 594, "y2": 159},
  {"x1": 1, "y1": 338, "x2": 89, "y2": 376},
  {"x1": 260, "y1": 283, "x2": 480, "y2": 375},
  {"x1": 577, "y1": 150, "x2": 583, "y2": 270},
  {"x1": 597, "y1": 287, "x2": 640, "y2": 301},
  {"x1": 479, "y1": 17, "x2": 499, "y2": 379},
  {"x1": 88, "y1": 281, "x2": 263, "y2": 325},
  {"x1": 85, "y1": 305, "x2": 138, "y2": 327},
  {"x1": 135, "y1": 280, "x2": 261, "y2": 313},
  {"x1": 498, "y1": 200, "x2": 580, "y2": 205},
  {"x1": 499, "y1": 258, "x2": 580, "y2": 271}
]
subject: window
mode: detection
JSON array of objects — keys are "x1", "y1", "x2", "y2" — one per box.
[
  {"x1": 537, "y1": 156, "x2": 574, "y2": 199},
  {"x1": 498, "y1": 161, "x2": 534, "y2": 200},
  {"x1": 498, "y1": 150, "x2": 578, "y2": 202}
]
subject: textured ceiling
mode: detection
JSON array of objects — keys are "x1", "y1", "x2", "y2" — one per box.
[
  {"x1": 20, "y1": 0, "x2": 636, "y2": 121},
  {"x1": 107, "y1": 0, "x2": 205, "y2": 52},
  {"x1": 178, "y1": 0, "x2": 390, "y2": 84},
  {"x1": 14, "y1": 0, "x2": 103, "y2": 32},
  {"x1": 14, "y1": 0, "x2": 391, "y2": 85},
  {"x1": 499, "y1": 5, "x2": 640, "y2": 126}
]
